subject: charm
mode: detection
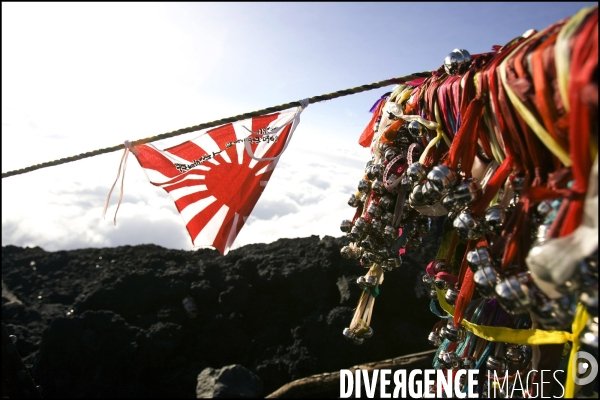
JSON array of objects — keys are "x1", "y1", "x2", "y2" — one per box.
[
  {"x1": 421, "y1": 180, "x2": 443, "y2": 204},
  {"x1": 367, "y1": 203, "x2": 382, "y2": 218},
  {"x1": 495, "y1": 273, "x2": 532, "y2": 314},
  {"x1": 426, "y1": 165, "x2": 458, "y2": 193},
  {"x1": 466, "y1": 247, "x2": 494, "y2": 271},
  {"x1": 340, "y1": 219, "x2": 352, "y2": 233},
  {"x1": 482, "y1": 205, "x2": 506, "y2": 235},
  {"x1": 348, "y1": 193, "x2": 360, "y2": 207},
  {"x1": 358, "y1": 179, "x2": 370, "y2": 193},
  {"x1": 428, "y1": 331, "x2": 442, "y2": 347},
  {"x1": 371, "y1": 179, "x2": 385, "y2": 195},
  {"x1": 406, "y1": 162, "x2": 427, "y2": 183},
  {"x1": 407, "y1": 121, "x2": 428, "y2": 138},
  {"x1": 453, "y1": 210, "x2": 482, "y2": 240},
  {"x1": 445, "y1": 287, "x2": 460, "y2": 306},
  {"x1": 438, "y1": 350, "x2": 461, "y2": 369},
  {"x1": 379, "y1": 195, "x2": 394, "y2": 210},
  {"x1": 452, "y1": 178, "x2": 482, "y2": 210},
  {"x1": 440, "y1": 320, "x2": 466, "y2": 343},
  {"x1": 473, "y1": 266, "x2": 500, "y2": 298}
]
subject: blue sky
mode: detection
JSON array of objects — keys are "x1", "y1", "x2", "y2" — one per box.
[{"x1": 2, "y1": 2, "x2": 596, "y2": 252}]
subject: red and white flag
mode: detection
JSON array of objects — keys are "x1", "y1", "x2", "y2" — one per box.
[{"x1": 131, "y1": 104, "x2": 307, "y2": 255}]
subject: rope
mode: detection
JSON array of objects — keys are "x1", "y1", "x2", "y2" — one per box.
[{"x1": 1, "y1": 71, "x2": 432, "y2": 179}]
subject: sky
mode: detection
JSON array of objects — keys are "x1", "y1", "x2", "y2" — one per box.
[{"x1": 2, "y1": 2, "x2": 596, "y2": 253}]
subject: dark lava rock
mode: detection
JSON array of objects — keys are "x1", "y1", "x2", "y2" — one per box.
[
  {"x1": 2, "y1": 232, "x2": 442, "y2": 398},
  {"x1": 196, "y1": 364, "x2": 262, "y2": 398}
]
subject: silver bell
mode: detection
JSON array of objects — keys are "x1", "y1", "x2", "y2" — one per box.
[
  {"x1": 486, "y1": 356, "x2": 507, "y2": 374},
  {"x1": 383, "y1": 225, "x2": 397, "y2": 240},
  {"x1": 400, "y1": 174, "x2": 414, "y2": 191},
  {"x1": 406, "y1": 162, "x2": 427, "y2": 183},
  {"x1": 370, "y1": 219, "x2": 383, "y2": 233},
  {"x1": 426, "y1": 165, "x2": 458, "y2": 192},
  {"x1": 381, "y1": 212, "x2": 394, "y2": 225},
  {"x1": 348, "y1": 226, "x2": 362, "y2": 241},
  {"x1": 410, "y1": 183, "x2": 426, "y2": 206},
  {"x1": 356, "y1": 276, "x2": 367, "y2": 288},
  {"x1": 441, "y1": 320, "x2": 466, "y2": 343},
  {"x1": 358, "y1": 179, "x2": 370, "y2": 193},
  {"x1": 438, "y1": 350, "x2": 461, "y2": 369},
  {"x1": 535, "y1": 201, "x2": 554, "y2": 220},
  {"x1": 384, "y1": 147, "x2": 399, "y2": 162},
  {"x1": 483, "y1": 205, "x2": 506, "y2": 235},
  {"x1": 495, "y1": 273, "x2": 532, "y2": 314},
  {"x1": 579, "y1": 316, "x2": 598, "y2": 352},
  {"x1": 466, "y1": 247, "x2": 494, "y2": 271},
  {"x1": 505, "y1": 344, "x2": 525, "y2": 365},
  {"x1": 422, "y1": 273, "x2": 434, "y2": 285},
  {"x1": 429, "y1": 288, "x2": 439, "y2": 300},
  {"x1": 421, "y1": 180, "x2": 442, "y2": 204},
  {"x1": 342, "y1": 327, "x2": 355, "y2": 340},
  {"x1": 354, "y1": 217, "x2": 368, "y2": 232},
  {"x1": 381, "y1": 261, "x2": 393, "y2": 272},
  {"x1": 360, "y1": 192, "x2": 369, "y2": 204},
  {"x1": 371, "y1": 179, "x2": 385, "y2": 194},
  {"x1": 444, "y1": 49, "x2": 472, "y2": 75},
  {"x1": 379, "y1": 195, "x2": 394, "y2": 210},
  {"x1": 531, "y1": 295, "x2": 575, "y2": 330},
  {"x1": 353, "y1": 337, "x2": 365, "y2": 345},
  {"x1": 340, "y1": 219, "x2": 352, "y2": 233},
  {"x1": 452, "y1": 179, "x2": 482, "y2": 210},
  {"x1": 408, "y1": 121, "x2": 428, "y2": 138},
  {"x1": 435, "y1": 278, "x2": 449, "y2": 290},
  {"x1": 428, "y1": 331, "x2": 442, "y2": 347},
  {"x1": 441, "y1": 192, "x2": 457, "y2": 212},
  {"x1": 453, "y1": 210, "x2": 482, "y2": 240},
  {"x1": 365, "y1": 275, "x2": 378, "y2": 287},
  {"x1": 473, "y1": 265, "x2": 500, "y2": 298},
  {"x1": 362, "y1": 326, "x2": 374, "y2": 339},
  {"x1": 367, "y1": 203, "x2": 382, "y2": 218},
  {"x1": 445, "y1": 288, "x2": 460, "y2": 306},
  {"x1": 368, "y1": 163, "x2": 383, "y2": 180},
  {"x1": 360, "y1": 236, "x2": 374, "y2": 250},
  {"x1": 348, "y1": 193, "x2": 360, "y2": 208}
]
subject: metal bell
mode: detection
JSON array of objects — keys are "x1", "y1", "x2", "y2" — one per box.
[
  {"x1": 579, "y1": 316, "x2": 598, "y2": 352},
  {"x1": 453, "y1": 210, "x2": 482, "y2": 240},
  {"x1": 532, "y1": 224, "x2": 552, "y2": 247},
  {"x1": 343, "y1": 327, "x2": 355, "y2": 340},
  {"x1": 407, "y1": 121, "x2": 428, "y2": 138},
  {"x1": 423, "y1": 274, "x2": 434, "y2": 285},
  {"x1": 370, "y1": 219, "x2": 383, "y2": 233},
  {"x1": 377, "y1": 247, "x2": 392, "y2": 261},
  {"x1": 509, "y1": 173, "x2": 526, "y2": 193},
  {"x1": 371, "y1": 179, "x2": 385, "y2": 194},
  {"x1": 428, "y1": 259, "x2": 447, "y2": 274},
  {"x1": 379, "y1": 195, "x2": 394, "y2": 210},
  {"x1": 348, "y1": 193, "x2": 360, "y2": 208},
  {"x1": 445, "y1": 288, "x2": 460, "y2": 306},
  {"x1": 444, "y1": 49, "x2": 472, "y2": 75},
  {"x1": 531, "y1": 295, "x2": 575, "y2": 330},
  {"x1": 410, "y1": 183, "x2": 426, "y2": 206},
  {"x1": 429, "y1": 288, "x2": 439, "y2": 300},
  {"x1": 381, "y1": 260, "x2": 393, "y2": 272},
  {"x1": 358, "y1": 179, "x2": 370, "y2": 193},
  {"x1": 348, "y1": 226, "x2": 362, "y2": 241},
  {"x1": 362, "y1": 326, "x2": 374, "y2": 339},
  {"x1": 365, "y1": 275, "x2": 378, "y2": 287},
  {"x1": 360, "y1": 236, "x2": 374, "y2": 250},
  {"x1": 495, "y1": 273, "x2": 532, "y2": 314},
  {"x1": 400, "y1": 174, "x2": 414, "y2": 191},
  {"x1": 441, "y1": 320, "x2": 466, "y2": 343},
  {"x1": 353, "y1": 337, "x2": 365, "y2": 345},
  {"x1": 383, "y1": 225, "x2": 397, "y2": 240},
  {"x1": 354, "y1": 217, "x2": 368, "y2": 232},
  {"x1": 486, "y1": 356, "x2": 507, "y2": 374},
  {"x1": 384, "y1": 147, "x2": 399, "y2": 162},
  {"x1": 428, "y1": 331, "x2": 442, "y2": 347},
  {"x1": 505, "y1": 344, "x2": 525, "y2": 365},
  {"x1": 406, "y1": 162, "x2": 427, "y2": 183},
  {"x1": 452, "y1": 179, "x2": 482, "y2": 210},
  {"x1": 381, "y1": 212, "x2": 394, "y2": 225},
  {"x1": 473, "y1": 266, "x2": 500, "y2": 298},
  {"x1": 438, "y1": 350, "x2": 461, "y2": 369},
  {"x1": 426, "y1": 165, "x2": 458, "y2": 192},
  {"x1": 441, "y1": 192, "x2": 457, "y2": 211},
  {"x1": 367, "y1": 203, "x2": 382, "y2": 218},
  {"x1": 482, "y1": 205, "x2": 505, "y2": 235},
  {"x1": 340, "y1": 219, "x2": 352, "y2": 233},
  {"x1": 466, "y1": 247, "x2": 494, "y2": 271},
  {"x1": 356, "y1": 276, "x2": 367, "y2": 288},
  {"x1": 535, "y1": 201, "x2": 554, "y2": 220},
  {"x1": 435, "y1": 278, "x2": 449, "y2": 290},
  {"x1": 360, "y1": 192, "x2": 369, "y2": 204},
  {"x1": 462, "y1": 357, "x2": 476, "y2": 370},
  {"x1": 421, "y1": 180, "x2": 442, "y2": 204}
]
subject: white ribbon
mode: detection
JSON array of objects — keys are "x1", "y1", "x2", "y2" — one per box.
[{"x1": 103, "y1": 140, "x2": 133, "y2": 226}]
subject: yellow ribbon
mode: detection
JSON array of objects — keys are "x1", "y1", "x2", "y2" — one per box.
[{"x1": 565, "y1": 303, "x2": 591, "y2": 398}]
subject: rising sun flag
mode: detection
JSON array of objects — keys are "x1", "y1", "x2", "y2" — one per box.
[{"x1": 128, "y1": 103, "x2": 307, "y2": 255}]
